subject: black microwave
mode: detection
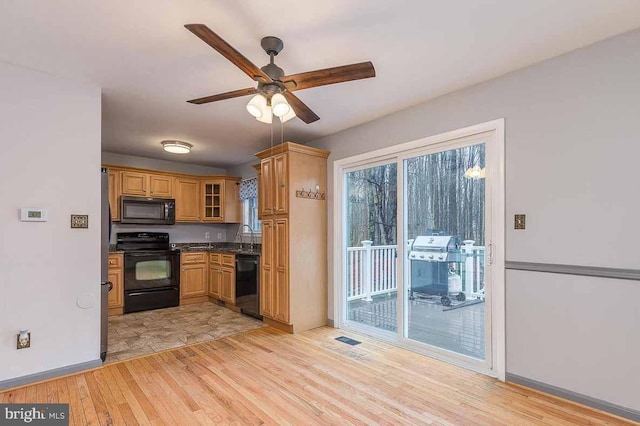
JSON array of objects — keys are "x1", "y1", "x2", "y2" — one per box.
[{"x1": 120, "y1": 196, "x2": 176, "y2": 225}]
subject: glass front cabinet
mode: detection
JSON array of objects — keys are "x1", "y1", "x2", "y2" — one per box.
[{"x1": 201, "y1": 178, "x2": 241, "y2": 223}]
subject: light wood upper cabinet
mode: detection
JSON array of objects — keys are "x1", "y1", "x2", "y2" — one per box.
[
  {"x1": 202, "y1": 179, "x2": 224, "y2": 221},
  {"x1": 149, "y1": 174, "x2": 173, "y2": 197},
  {"x1": 107, "y1": 169, "x2": 121, "y2": 221},
  {"x1": 201, "y1": 178, "x2": 241, "y2": 223},
  {"x1": 121, "y1": 171, "x2": 173, "y2": 198},
  {"x1": 260, "y1": 154, "x2": 288, "y2": 217},
  {"x1": 273, "y1": 154, "x2": 289, "y2": 215},
  {"x1": 175, "y1": 178, "x2": 200, "y2": 222},
  {"x1": 102, "y1": 164, "x2": 241, "y2": 224},
  {"x1": 121, "y1": 171, "x2": 148, "y2": 196},
  {"x1": 260, "y1": 158, "x2": 274, "y2": 217}
]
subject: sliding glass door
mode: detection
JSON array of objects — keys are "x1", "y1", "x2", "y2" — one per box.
[
  {"x1": 402, "y1": 142, "x2": 488, "y2": 361},
  {"x1": 339, "y1": 124, "x2": 502, "y2": 375},
  {"x1": 344, "y1": 162, "x2": 398, "y2": 335}
]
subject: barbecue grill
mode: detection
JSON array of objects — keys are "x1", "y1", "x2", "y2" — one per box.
[{"x1": 408, "y1": 234, "x2": 465, "y2": 306}]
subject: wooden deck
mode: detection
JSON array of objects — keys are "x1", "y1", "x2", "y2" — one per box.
[
  {"x1": 349, "y1": 292, "x2": 485, "y2": 359},
  {"x1": 0, "y1": 327, "x2": 633, "y2": 425}
]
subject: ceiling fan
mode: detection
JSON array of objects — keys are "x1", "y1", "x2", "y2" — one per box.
[{"x1": 184, "y1": 24, "x2": 376, "y2": 124}]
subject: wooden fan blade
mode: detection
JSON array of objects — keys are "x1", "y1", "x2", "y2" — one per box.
[
  {"x1": 187, "y1": 88, "x2": 258, "y2": 104},
  {"x1": 185, "y1": 24, "x2": 273, "y2": 83},
  {"x1": 281, "y1": 61, "x2": 375, "y2": 91},
  {"x1": 283, "y1": 92, "x2": 319, "y2": 123}
]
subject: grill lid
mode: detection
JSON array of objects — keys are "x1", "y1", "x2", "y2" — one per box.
[
  {"x1": 412, "y1": 236, "x2": 454, "y2": 251},
  {"x1": 409, "y1": 235, "x2": 461, "y2": 262}
]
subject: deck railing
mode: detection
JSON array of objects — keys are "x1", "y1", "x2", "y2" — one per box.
[
  {"x1": 347, "y1": 242, "x2": 397, "y2": 301},
  {"x1": 347, "y1": 241, "x2": 485, "y2": 301}
]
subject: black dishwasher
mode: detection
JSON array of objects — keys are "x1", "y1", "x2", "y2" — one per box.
[{"x1": 235, "y1": 254, "x2": 261, "y2": 319}]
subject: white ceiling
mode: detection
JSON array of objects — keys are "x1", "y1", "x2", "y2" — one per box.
[{"x1": 1, "y1": 1, "x2": 639, "y2": 167}]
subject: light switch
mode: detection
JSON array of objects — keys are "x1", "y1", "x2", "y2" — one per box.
[
  {"x1": 71, "y1": 214, "x2": 89, "y2": 229},
  {"x1": 514, "y1": 214, "x2": 526, "y2": 230}
]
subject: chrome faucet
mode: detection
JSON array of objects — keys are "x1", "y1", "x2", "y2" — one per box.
[{"x1": 235, "y1": 224, "x2": 256, "y2": 250}]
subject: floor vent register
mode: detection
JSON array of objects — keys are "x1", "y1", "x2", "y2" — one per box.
[{"x1": 335, "y1": 336, "x2": 361, "y2": 346}]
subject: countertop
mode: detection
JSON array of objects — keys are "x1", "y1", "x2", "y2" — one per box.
[
  {"x1": 176, "y1": 242, "x2": 261, "y2": 256},
  {"x1": 109, "y1": 242, "x2": 260, "y2": 256},
  {"x1": 108, "y1": 245, "x2": 124, "y2": 254}
]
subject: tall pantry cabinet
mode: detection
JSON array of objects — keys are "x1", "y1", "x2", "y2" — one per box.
[{"x1": 255, "y1": 142, "x2": 330, "y2": 333}]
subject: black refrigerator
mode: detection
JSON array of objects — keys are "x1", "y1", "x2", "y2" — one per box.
[{"x1": 100, "y1": 168, "x2": 112, "y2": 361}]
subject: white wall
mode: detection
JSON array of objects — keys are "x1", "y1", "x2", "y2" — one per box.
[
  {"x1": 0, "y1": 62, "x2": 101, "y2": 381},
  {"x1": 309, "y1": 29, "x2": 640, "y2": 412},
  {"x1": 227, "y1": 161, "x2": 258, "y2": 180},
  {"x1": 102, "y1": 152, "x2": 226, "y2": 176}
]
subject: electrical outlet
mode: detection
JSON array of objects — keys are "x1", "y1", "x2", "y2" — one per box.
[
  {"x1": 205, "y1": 232, "x2": 210, "y2": 239},
  {"x1": 17, "y1": 331, "x2": 30, "y2": 349},
  {"x1": 217, "y1": 232, "x2": 222, "y2": 240}
]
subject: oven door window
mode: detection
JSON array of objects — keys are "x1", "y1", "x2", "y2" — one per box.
[
  {"x1": 136, "y1": 260, "x2": 171, "y2": 280},
  {"x1": 123, "y1": 201, "x2": 164, "y2": 220},
  {"x1": 124, "y1": 253, "x2": 178, "y2": 291}
]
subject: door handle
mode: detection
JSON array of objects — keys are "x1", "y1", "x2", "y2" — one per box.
[{"x1": 488, "y1": 242, "x2": 495, "y2": 265}]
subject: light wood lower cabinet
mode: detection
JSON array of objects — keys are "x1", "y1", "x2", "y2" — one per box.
[
  {"x1": 208, "y1": 252, "x2": 235, "y2": 304},
  {"x1": 220, "y1": 267, "x2": 235, "y2": 304},
  {"x1": 260, "y1": 220, "x2": 274, "y2": 318},
  {"x1": 180, "y1": 252, "x2": 208, "y2": 303},
  {"x1": 108, "y1": 254, "x2": 124, "y2": 315},
  {"x1": 208, "y1": 265, "x2": 221, "y2": 298},
  {"x1": 261, "y1": 218, "x2": 289, "y2": 324}
]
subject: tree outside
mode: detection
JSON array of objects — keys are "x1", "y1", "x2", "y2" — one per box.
[{"x1": 346, "y1": 143, "x2": 485, "y2": 247}]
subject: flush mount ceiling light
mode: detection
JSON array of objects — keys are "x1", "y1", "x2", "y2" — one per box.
[
  {"x1": 161, "y1": 140, "x2": 192, "y2": 154},
  {"x1": 184, "y1": 25, "x2": 376, "y2": 124}
]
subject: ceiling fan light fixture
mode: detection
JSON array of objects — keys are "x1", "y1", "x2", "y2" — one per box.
[
  {"x1": 246, "y1": 94, "x2": 267, "y2": 118},
  {"x1": 161, "y1": 140, "x2": 192, "y2": 154},
  {"x1": 279, "y1": 106, "x2": 296, "y2": 123},
  {"x1": 271, "y1": 93, "x2": 290, "y2": 117},
  {"x1": 256, "y1": 105, "x2": 273, "y2": 124}
]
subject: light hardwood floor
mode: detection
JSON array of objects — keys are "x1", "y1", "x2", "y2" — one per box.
[{"x1": 0, "y1": 327, "x2": 634, "y2": 425}]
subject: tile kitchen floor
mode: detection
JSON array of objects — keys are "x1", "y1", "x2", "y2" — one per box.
[{"x1": 106, "y1": 302, "x2": 267, "y2": 363}]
